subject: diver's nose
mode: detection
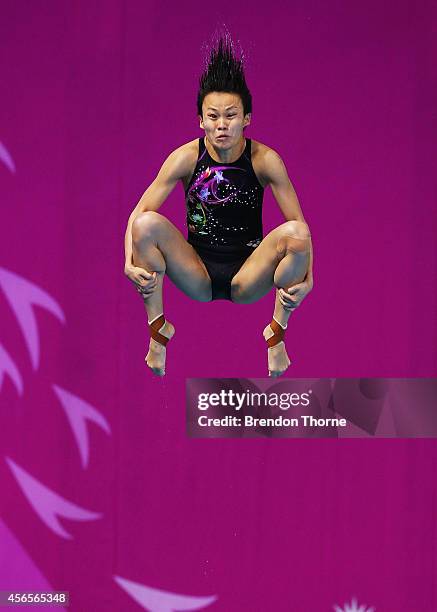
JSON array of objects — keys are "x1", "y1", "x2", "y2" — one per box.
[{"x1": 217, "y1": 117, "x2": 228, "y2": 130}]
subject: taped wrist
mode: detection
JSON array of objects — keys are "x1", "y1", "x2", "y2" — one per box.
[
  {"x1": 266, "y1": 318, "x2": 287, "y2": 348},
  {"x1": 148, "y1": 314, "x2": 169, "y2": 347}
]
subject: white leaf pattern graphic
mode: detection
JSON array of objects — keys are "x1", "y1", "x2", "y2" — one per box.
[
  {"x1": 52, "y1": 384, "x2": 111, "y2": 469},
  {"x1": 0, "y1": 267, "x2": 65, "y2": 370},
  {"x1": 0, "y1": 518, "x2": 67, "y2": 610},
  {"x1": 114, "y1": 575, "x2": 217, "y2": 611},
  {"x1": 5, "y1": 457, "x2": 102, "y2": 539},
  {"x1": 333, "y1": 598, "x2": 375, "y2": 612},
  {"x1": 0, "y1": 141, "x2": 16, "y2": 173},
  {"x1": 0, "y1": 343, "x2": 23, "y2": 395}
]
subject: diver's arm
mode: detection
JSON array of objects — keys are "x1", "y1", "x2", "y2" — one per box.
[
  {"x1": 262, "y1": 149, "x2": 313, "y2": 284},
  {"x1": 124, "y1": 145, "x2": 195, "y2": 267},
  {"x1": 306, "y1": 241, "x2": 313, "y2": 284}
]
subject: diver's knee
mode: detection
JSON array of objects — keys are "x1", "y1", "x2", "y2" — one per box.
[
  {"x1": 191, "y1": 276, "x2": 212, "y2": 302},
  {"x1": 197, "y1": 283, "x2": 213, "y2": 302},
  {"x1": 276, "y1": 221, "x2": 311, "y2": 257},
  {"x1": 230, "y1": 278, "x2": 256, "y2": 304},
  {"x1": 132, "y1": 211, "x2": 165, "y2": 243},
  {"x1": 283, "y1": 220, "x2": 310, "y2": 240}
]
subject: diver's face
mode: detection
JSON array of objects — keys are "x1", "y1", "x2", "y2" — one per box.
[{"x1": 200, "y1": 92, "x2": 251, "y2": 149}]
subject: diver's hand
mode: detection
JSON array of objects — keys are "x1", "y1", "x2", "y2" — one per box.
[
  {"x1": 279, "y1": 279, "x2": 313, "y2": 310},
  {"x1": 124, "y1": 264, "x2": 157, "y2": 297}
]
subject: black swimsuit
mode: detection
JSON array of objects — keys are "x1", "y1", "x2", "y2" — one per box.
[{"x1": 185, "y1": 137, "x2": 265, "y2": 300}]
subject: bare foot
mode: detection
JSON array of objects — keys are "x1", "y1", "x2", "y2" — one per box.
[
  {"x1": 145, "y1": 320, "x2": 175, "y2": 376},
  {"x1": 263, "y1": 324, "x2": 291, "y2": 377}
]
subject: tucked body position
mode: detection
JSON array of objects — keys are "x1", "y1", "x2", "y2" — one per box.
[{"x1": 124, "y1": 34, "x2": 313, "y2": 377}]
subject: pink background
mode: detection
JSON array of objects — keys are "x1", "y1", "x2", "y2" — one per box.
[{"x1": 1, "y1": 1, "x2": 436, "y2": 610}]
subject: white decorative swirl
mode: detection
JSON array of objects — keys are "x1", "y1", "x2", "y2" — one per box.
[
  {"x1": 0, "y1": 267, "x2": 65, "y2": 370},
  {"x1": 52, "y1": 384, "x2": 111, "y2": 469},
  {"x1": 114, "y1": 575, "x2": 217, "y2": 611},
  {"x1": 0, "y1": 343, "x2": 23, "y2": 395},
  {"x1": 0, "y1": 141, "x2": 16, "y2": 174},
  {"x1": 5, "y1": 457, "x2": 102, "y2": 539}
]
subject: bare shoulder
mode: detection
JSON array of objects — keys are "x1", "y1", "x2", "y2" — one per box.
[
  {"x1": 251, "y1": 139, "x2": 288, "y2": 187},
  {"x1": 162, "y1": 138, "x2": 198, "y2": 182}
]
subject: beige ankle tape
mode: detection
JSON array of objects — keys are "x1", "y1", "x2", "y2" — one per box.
[
  {"x1": 148, "y1": 314, "x2": 169, "y2": 347},
  {"x1": 266, "y1": 318, "x2": 287, "y2": 348}
]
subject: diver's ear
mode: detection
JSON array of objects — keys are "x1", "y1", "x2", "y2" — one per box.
[
  {"x1": 243, "y1": 112, "x2": 252, "y2": 128},
  {"x1": 199, "y1": 114, "x2": 204, "y2": 129}
]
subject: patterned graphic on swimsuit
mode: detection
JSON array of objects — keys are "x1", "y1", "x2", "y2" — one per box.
[
  {"x1": 185, "y1": 138, "x2": 264, "y2": 247},
  {"x1": 186, "y1": 165, "x2": 246, "y2": 234}
]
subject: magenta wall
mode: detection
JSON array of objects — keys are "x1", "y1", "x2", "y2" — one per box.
[{"x1": 1, "y1": 1, "x2": 436, "y2": 610}]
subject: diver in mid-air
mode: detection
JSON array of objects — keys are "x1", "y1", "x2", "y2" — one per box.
[{"x1": 124, "y1": 34, "x2": 313, "y2": 377}]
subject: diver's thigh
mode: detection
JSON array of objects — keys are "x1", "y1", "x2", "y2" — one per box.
[
  {"x1": 231, "y1": 232, "x2": 279, "y2": 300},
  {"x1": 155, "y1": 221, "x2": 212, "y2": 301}
]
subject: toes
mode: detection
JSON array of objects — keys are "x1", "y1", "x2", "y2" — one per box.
[
  {"x1": 149, "y1": 363, "x2": 163, "y2": 375},
  {"x1": 148, "y1": 362, "x2": 165, "y2": 376},
  {"x1": 268, "y1": 368, "x2": 288, "y2": 378},
  {"x1": 145, "y1": 357, "x2": 165, "y2": 376}
]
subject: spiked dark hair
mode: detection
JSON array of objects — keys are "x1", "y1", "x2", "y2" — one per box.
[{"x1": 197, "y1": 33, "x2": 252, "y2": 117}]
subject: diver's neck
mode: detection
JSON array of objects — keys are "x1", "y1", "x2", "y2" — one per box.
[{"x1": 204, "y1": 136, "x2": 246, "y2": 164}]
